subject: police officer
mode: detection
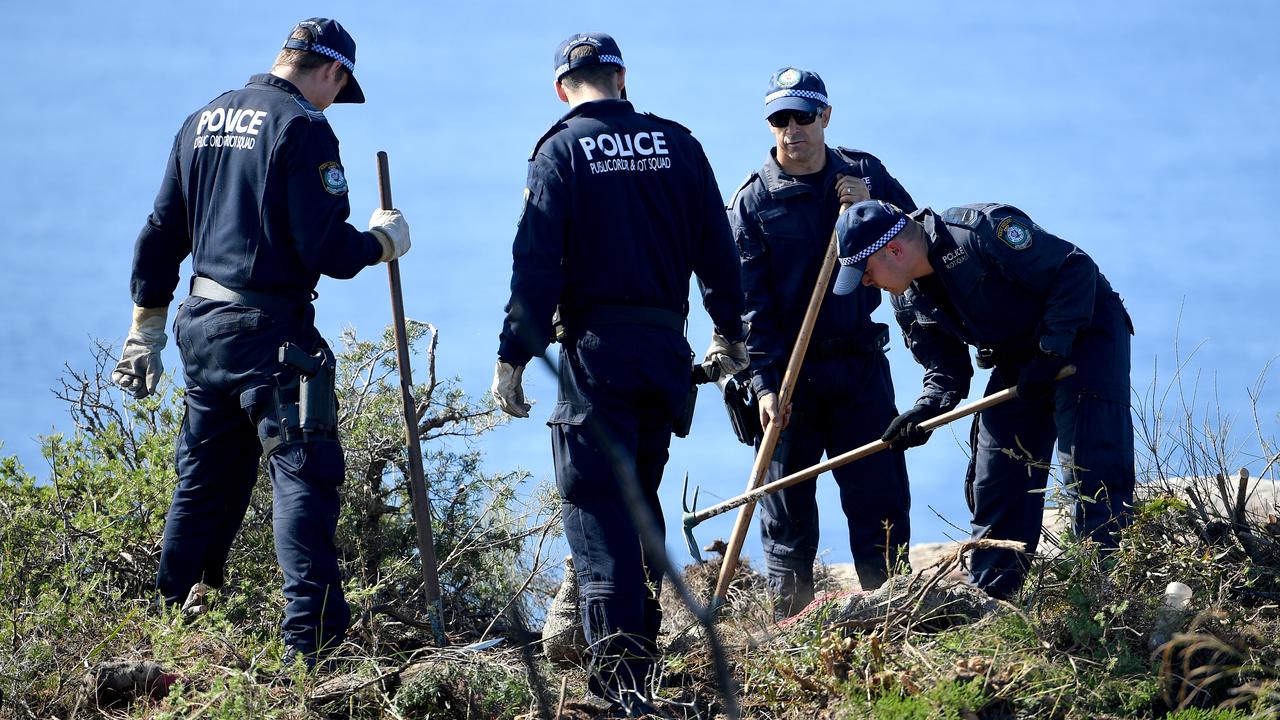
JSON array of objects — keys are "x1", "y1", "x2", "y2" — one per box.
[
  {"x1": 833, "y1": 200, "x2": 1135, "y2": 600},
  {"x1": 111, "y1": 18, "x2": 411, "y2": 666},
  {"x1": 726, "y1": 68, "x2": 916, "y2": 614},
  {"x1": 491, "y1": 33, "x2": 746, "y2": 714}
]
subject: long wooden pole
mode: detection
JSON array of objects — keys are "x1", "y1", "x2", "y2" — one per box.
[
  {"x1": 377, "y1": 151, "x2": 445, "y2": 646},
  {"x1": 710, "y1": 202, "x2": 851, "y2": 607},
  {"x1": 687, "y1": 367, "x2": 1075, "y2": 529}
]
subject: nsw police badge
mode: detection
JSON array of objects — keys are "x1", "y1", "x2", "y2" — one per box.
[
  {"x1": 996, "y1": 217, "x2": 1033, "y2": 250},
  {"x1": 319, "y1": 161, "x2": 348, "y2": 196},
  {"x1": 777, "y1": 68, "x2": 802, "y2": 88}
]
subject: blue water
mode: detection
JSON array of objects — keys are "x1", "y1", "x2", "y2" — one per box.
[{"x1": 3, "y1": 1, "x2": 1277, "y2": 566}]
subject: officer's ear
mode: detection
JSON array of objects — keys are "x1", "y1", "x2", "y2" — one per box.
[
  {"x1": 323, "y1": 60, "x2": 344, "y2": 83},
  {"x1": 616, "y1": 67, "x2": 626, "y2": 98},
  {"x1": 554, "y1": 79, "x2": 569, "y2": 103},
  {"x1": 820, "y1": 105, "x2": 832, "y2": 128}
]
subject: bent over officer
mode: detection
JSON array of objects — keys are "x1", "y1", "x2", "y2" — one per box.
[
  {"x1": 833, "y1": 200, "x2": 1134, "y2": 600},
  {"x1": 112, "y1": 18, "x2": 411, "y2": 666},
  {"x1": 727, "y1": 68, "x2": 916, "y2": 614},
  {"x1": 491, "y1": 33, "x2": 746, "y2": 714}
]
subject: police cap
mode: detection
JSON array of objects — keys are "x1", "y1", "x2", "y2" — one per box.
[
  {"x1": 554, "y1": 32, "x2": 625, "y2": 81},
  {"x1": 283, "y1": 18, "x2": 365, "y2": 104},
  {"x1": 833, "y1": 201, "x2": 906, "y2": 295},
  {"x1": 764, "y1": 67, "x2": 828, "y2": 118}
]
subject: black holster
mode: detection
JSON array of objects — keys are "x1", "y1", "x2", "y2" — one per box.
[
  {"x1": 673, "y1": 383, "x2": 698, "y2": 439},
  {"x1": 721, "y1": 373, "x2": 761, "y2": 446},
  {"x1": 278, "y1": 343, "x2": 337, "y2": 441},
  {"x1": 673, "y1": 363, "x2": 718, "y2": 438}
]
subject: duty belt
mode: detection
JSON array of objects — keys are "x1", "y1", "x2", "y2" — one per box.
[
  {"x1": 190, "y1": 277, "x2": 310, "y2": 316},
  {"x1": 561, "y1": 304, "x2": 687, "y2": 335},
  {"x1": 809, "y1": 323, "x2": 890, "y2": 360}
]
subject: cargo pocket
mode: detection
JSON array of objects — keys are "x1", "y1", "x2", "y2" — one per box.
[
  {"x1": 548, "y1": 400, "x2": 590, "y2": 427},
  {"x1": 204, "y1": 307, "x2": 268, "y2": 340},
  {"x1": 241, "y1": 383, "x2": 285, "y2": 455}
]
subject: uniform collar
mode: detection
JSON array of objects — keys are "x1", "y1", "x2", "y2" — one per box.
[
  {"x1": 759, "y1": 145, "x2": 854, "y2": 198},
  {"x1": 916, "y1": 208, "x2": 957, "y2": 276},
  {"x1": 249, "y1": 73, "x2": 304, "y2": 97},
  {"x1": 558, "y1": 98, "x2": 634, "y2": 124},
  {"x1": 528, "y1": 99, "x2": 635, "y2": 161}
]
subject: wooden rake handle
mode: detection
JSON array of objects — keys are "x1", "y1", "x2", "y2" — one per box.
[
  {"x1": 688, "y1": 365, "x2": 1076, "y2": 528},
  {"x1": 377, "y1": 151, "x2": 445, "y2": 645},
  {"x1": 709, "y1": 201, "x2": 852, "y2": 607}
]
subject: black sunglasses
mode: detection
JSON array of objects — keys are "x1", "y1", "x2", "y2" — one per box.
[{"x1": 767, "y1": 109, "x2": 822, "y2": 128}]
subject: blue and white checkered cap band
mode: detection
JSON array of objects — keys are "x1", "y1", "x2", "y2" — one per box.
[
  {"x1": 555, "y1": 53, "x2": 625, "y2": 79},
  {"x1": 764, "y1": 88, "x2": 830, "y2": 106},
  {"x1": 841, "y1": 216, "x2": 906, "y2": 265},
  {"x1": 305, "y1": 43, "x2": 355, "y2": 73}
]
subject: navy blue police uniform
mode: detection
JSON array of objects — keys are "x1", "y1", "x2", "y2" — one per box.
[
  {"x1": 130, "y1": 21, "x2": 382, "y2": 659},
  {"x1": 889, "y1": 204, "x2": 1135, "y2": 599},
  {"x1": 498, "y1": 57, "x2": 745, "y2": 699},
  {"x1": 729, "y1": 69, "x2": 917, "y2": 612}
]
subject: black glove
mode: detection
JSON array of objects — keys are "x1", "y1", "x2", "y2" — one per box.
[
  {"x1": 881, "y1": 402, "x2": 943, "y2": 451},
  {"x1": 1016, "y1": 350, "x2": 1069, "y2": 403}
]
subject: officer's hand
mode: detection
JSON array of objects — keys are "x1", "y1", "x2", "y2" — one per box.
[
  {"x1": 369, "y1": 208, "x2": 411, "y2": 262},
  {"x1": 881, "y1": 402, "x2": 942, "y2": 451},
  {"x1": 1016, "y1": 350, "x2": 1070, "y2": 404},
  {"x1": 111, "y1": 306, "x2": 168, "y2": 399},
  {"x1": 491, "y1": 359, "x2": 534, "y2": 418},
  {"x1": 836, "y1": 175, "x2": 871, "y2": 207},
  {"x1": 758, "y1": 391, "x2": 792, "y2": 431},
  {"x1": 703, "y1": 331, "x2": 749, "y2": 377}
]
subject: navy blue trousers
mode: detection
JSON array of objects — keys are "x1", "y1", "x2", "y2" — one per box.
[
  {"x1": 157, "y1": 297, "x2": 350, "y2": 655},
  {"x1": 549, "y1": 326, "x2": 690, "y2": 701},
  {"x1": 965, "y1": 299, "x2": 1135, "y2": 599},
  {"x1": 758, "y1": 351, "x2": 910, "y2": 614}
]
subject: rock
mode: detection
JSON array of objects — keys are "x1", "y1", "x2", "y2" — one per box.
[
  {"x1": 83, "y1": 660, "x2": 176, "y2": 708},
  {"x1": 541, "y1": 555, "x2": 586, "y2": 665},
  {"x1": 1156, "y1": 475, "x2": 1280, "y2": 519},
  {"x1": 836, "y1": 574, "x2": 1001, "y2": 633}
]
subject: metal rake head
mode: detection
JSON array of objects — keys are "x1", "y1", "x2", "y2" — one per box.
[{"x1": 680, "y1": 472, "x2": 704, "y2": 563}]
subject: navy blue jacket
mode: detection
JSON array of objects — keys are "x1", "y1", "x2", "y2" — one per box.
[
  {"x1": 498, "y1": 99, "x2": 745, "y2": 367},
  {"x1": 892, "y1": 204, "x2": 1127, "y2": 411},
  {"x1": 729, "y1": 147, "x2": 916, "y2": 396},
  {"x1": 130, "y1": 74, "x2": 383, "y2": 308}
]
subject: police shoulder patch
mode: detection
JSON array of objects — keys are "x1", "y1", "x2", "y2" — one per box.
[
  {"x1": 996, "y1": 216, "x2": 1033, "y2": 250},
  {"x1": 319, "y1": 161, "x2": 348, "y2": 196}
]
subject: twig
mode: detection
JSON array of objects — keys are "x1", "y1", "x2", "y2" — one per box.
[
  {"x1": 481, "y1": 511, "x2": 559, "y2": 640},
  {"x1": 555, "y1": 676, "x2": 567, "y2": 719}
]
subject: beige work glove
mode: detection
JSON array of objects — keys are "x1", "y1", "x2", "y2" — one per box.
[
  {"x1": 112, "y1": 306, "x2": 168, "y2": 399},
  {"x1": 702, "y1": 330, "x2": 749, "y2": 378},
  {"x1": 491, "y1": 359, "x2": 533, "y2": 418},
  {"x1": 369, "y1": 208, "x2": 412, "y2": 262}
]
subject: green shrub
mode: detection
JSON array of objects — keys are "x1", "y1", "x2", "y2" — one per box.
[
  {"x1": 0, "y1": 326, "x2": 558, "y2": 717},
  {"x1": 393, "y1": 661, "x2": 533, "y2": 719}
]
